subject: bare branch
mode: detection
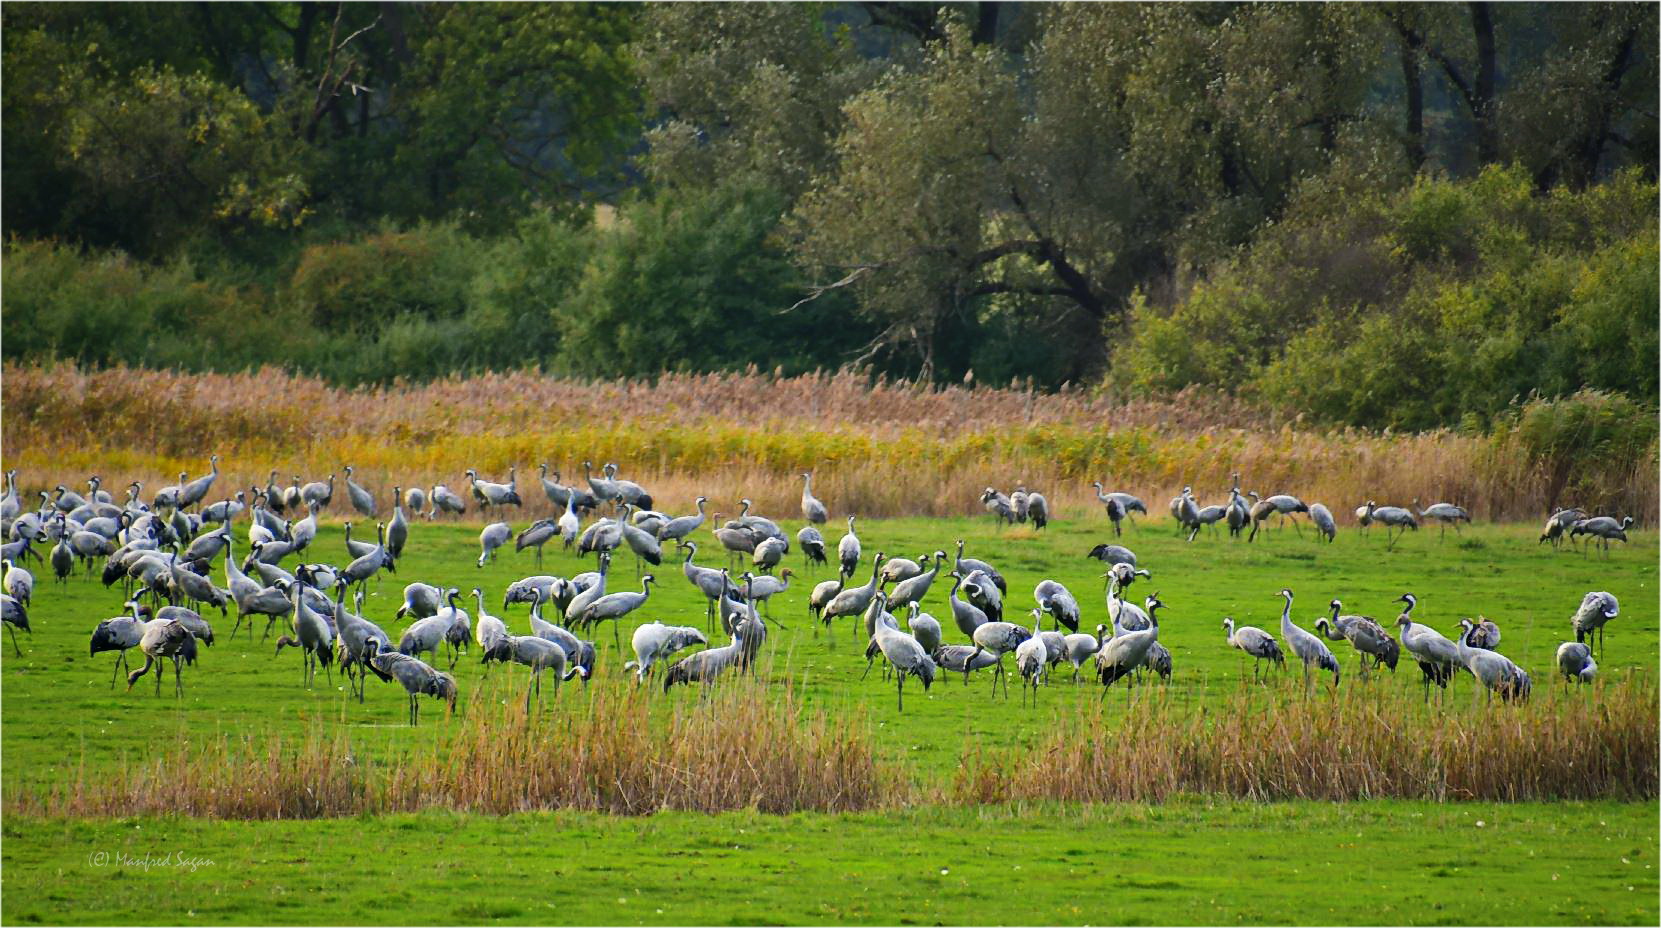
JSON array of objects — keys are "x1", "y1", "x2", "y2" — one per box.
[{"x1": 780, "y1": 265, "x2": 880, "y2": 314}]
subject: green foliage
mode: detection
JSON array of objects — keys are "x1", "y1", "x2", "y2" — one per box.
[
  {"x1": 554, "y1": 184, "x2": 864, "y2": 377},
  {"x1": 1122, "y1": 166, "x2": 1660, "y2": 429},
  {"x1": 1501, "y1": 389, "x2": 1660, "y2": 511}
]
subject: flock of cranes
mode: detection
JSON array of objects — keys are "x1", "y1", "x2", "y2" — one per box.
[{"x1": 0, "y1": 458, "x2": 1635, "y2": 724}]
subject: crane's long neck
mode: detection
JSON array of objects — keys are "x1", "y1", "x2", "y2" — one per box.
[{"x1": 1279, "y1": 596, "x2": 1294, "y2": 637}]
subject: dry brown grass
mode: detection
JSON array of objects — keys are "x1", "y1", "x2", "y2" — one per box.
[
  {"x1": 3, "y1": 362, "x2": 1653, "y2": 523},
  {"x1": 951, "y1": 676, "x2": 1659, "y2": 804},
  {"x1": 18, "y1": 674, "x2": 902, "y2": 819},
  {"x1": 15, "y1": 675, "x2": 1653, "y2": 820}
]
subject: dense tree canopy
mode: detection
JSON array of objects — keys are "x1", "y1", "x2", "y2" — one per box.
[{"x1": 3, "y1": 2, "x2": 1656, "y2": 427}]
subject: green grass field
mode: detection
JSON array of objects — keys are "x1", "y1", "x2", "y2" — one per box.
[{"x1": 2, "y1": 510, "x2": 1655, "y2": 923}]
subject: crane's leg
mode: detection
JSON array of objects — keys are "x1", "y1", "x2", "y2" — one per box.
[
  {"x1": 860, "y1": 654, "x2": 876, "y2": 680},
  {"x1": 613, "y1": 621, "x2": 621, "y2": 652},
  {"x1": 173, "y1": 656, "x2": 183, "y2": 698},
  {"x1": 155, "y1": 659, "x2": 164, "y2": 697},
  {"x1": 896, "y1": 674, "x2": 904, "y2": 713},
  {"x1": 7, "y1": 624, "x2": 21, "y2": 657}
]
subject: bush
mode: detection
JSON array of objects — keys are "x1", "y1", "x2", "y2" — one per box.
[{"x1": 1119, "y1": 165, "x2": 1660, "y2": 429}]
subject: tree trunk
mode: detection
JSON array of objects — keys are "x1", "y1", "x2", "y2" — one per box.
[
  {"x1": 1469, "y1": 2, "x2": 1498, "y2": 164},
  {"x1": 1398, "y1": 30, "x2": 1426, "y2": 173}
]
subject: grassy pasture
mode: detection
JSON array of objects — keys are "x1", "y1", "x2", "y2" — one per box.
[
  {"x1": 1, "y1": 510, "x2": 1654, "y2": 924},
  {"x1": 3, "y1": 801, "x2": 1657, "y2": 926},
  {"x1": 1, "y1": 513, "x2": 1653, "y2": 790}
]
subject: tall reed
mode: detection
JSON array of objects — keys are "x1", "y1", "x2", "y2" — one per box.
[
  {"x1": 15, "y1": 674, "x2": 903, "y2": 819},
  {"x1": 951, "y1": 677, "x2": 1658, "y2": 804},
  {"x1": 4, "y1": 362, "x2": 1653, "y2": 522}
]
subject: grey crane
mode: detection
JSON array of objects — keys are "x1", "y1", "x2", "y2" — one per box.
[
  {"x1": 556, "y1": 494, "x2": 584, "y2": 555},
  {"x1": 933, "y1": 644, "x2": 1001, "y2": 688},
  {"x1": 797, "y1": 524, "x2": 828, "y2": 569},
  {"x1": 396, "y1": 582, "x2": 447, "y2": 621},
  {"x1": 505, "y1": 575, "x2": 569, "y2": 611},
  {"x1": 953, "y1": 539, "x2": 1006, "y2": 593},
  {"x1": 742, "y1": 568, "x2": 794, "y2": 623},
  {"x1": 1227, "y1": 483, "x2": 1252, "y2": 539},
  {"x1": 677, "y1": 542, "x2": 728, "y2": 627},
  {"x1": 1314, "y1": 600, "x2": 1397, "y2": 678},
  {"x1": 1308, "y1": 503, "x2": 1336, "y2": 543},
  {"x1": 1555, "y1": 642, "x2": 1597, "y2": 684},
  {"x1": 981, "y1": 487, "x2": 1015, "y2": 525},
  {"x1": 504, "y1": 636, "x2": 585, "y2": 709},
  {"x1": 710, "y1": 518, "x2": 757, "y2": 568},
  {"x1": 1187, "y1": 504, "x2": 1227, "y2": 542},
  {"x1": 1393, "y1": 594, "x2": 1460, "y2": 701},
  {"x1": 837, "y1": 515, "x2": 861, "y2": 577},
  {"x1": 886, "y1": 551, "x2": 945, "y2": 612},
  {"x1": 801, "y1": 472, "x2": 829, "y2": 524},
  {"x1": 580, "y1": 574, "x2": 654, "y2": 647},
  {"x1": 879, "y1": 554, "x2": 924, "y2": 587},
  {"x1": 343, "y1": 465, "x2": 377, "y2": 517},
  {"x1": 528, "y1": 601, "x2": 588, "y2": 671},
  {"x1": 201, "y1": 491, "x2": 247, "y2": 526},
  {"x1": 1174, "y1": 485, "x2": 1201, "y2": 536},
  {"x1": 364, "y1": 639, "x2": 457, "y2": 725},
  {"x1": 1571, "y1": 591, "x2": 1619, "y2": 655},
  {"x1": 1413, "y1": 498, "x2": 1470, "y2": 539},
  {"x1": 339, "y1": 523, "x2": 393, "y2": 592},
  {"x1": 90, "y1": 607, "x2": 149, "y2": 686},
  {"x1": 1010, "y1": 487, "x2": 1029, "y2": 522},
  {"x1": 176, "y1": 455, "x2": 221, "y2": 511},
  {"x1": 1, "y1": 589, "x2": 29, "y2": 656},
  {"x1": 872, "y1": 604, "x2": 937, "y2": 711},
  {"x1": 398, "y1": 611, "x2": 453, "y2": 667},
  {"x1": 279, "y1": 475, "x2": 303, "y2": 513},
  {"x1": 564, "y1": 552, "x2": 611, "y2": 626},
  {"x1": 1060, "y1": 625, "x2": 1106, "y2": 682},
  {"x1": 1248, "y1": 494, "x2": 1309, "y2": 541},
  {"x1": 125, "y1": 618, "x2": 197, "y2": 697},
  {"x1": 807, "y1": 573, "x2": 843, "y2": 627},
  {"x1": 288, "y1": 501, "x2": 319, "y2": 554},
  {"x1": 905, "y1": 602, "x2": 942, "y2": 654},
  {"x1": 1014, "y1": 609, "x2": 1049, "y2": 704},
  {"x1": 331, "y1": 581, "x2": 393, "y2": 702},
  {"x1": 661, "y1": 631, "x2": 747, "y2": 691},
  {"x1": 1465, "y1": 616, "x2": 1502, "y2": 651},
  {"x1": 538, "y1": 463, "x2": 570, "y2": 510},
  {"x1": 274, "y1": 580, "x2": 335, "y2": 688},
  {"x1": 962, "y1": 616, "x2": 1032, "y2": 700},
  {"x1": 1538, "y1": 507, "x2": 1586, "y2": 549},
  {"x1": 1085, "y1": 543, "x2": 1138, "y2": 572},
  {"x1": 434, "y1": 587, "x2": 473, "y2": 667},
  {"x1": 299, "y1": 473, "x2": 335, "y2": 511},
  {"x1": 946, "y1": 571, "x2": 989, "y2": 639},
  {"x1": 1029, "y1": 581, "x2": 1082, "y2": 630},
  {"x1": 1222, "y1": 617, "x2": 1284, "y2": 682},
  {"x1": 471, "y1": 587, "x2": 512, "y2": 666},
  {"x1": 1455, "y1": 619, "x2": 1530, "y2": 703},
  {"x1": 752, "y1": 535, "x2": 787, "y2": 574},
  {"x1": 1093, "y1": 596, "x2": 1161, "y2": 694},
  {"x1": 658, "y1": 497, "x2": 707, "y2": 544},
  {"x1": 1363, "y1": 501, "x2": 1418, "y2": 550},
  {"x1": 386, "y1": 489, "x2": 409, "y2": 560},
  {"x1": 2, "y1": 559, "x2": 34, "y2": 609},
  {"x1": 478, "y1": 521, "x2": 512, "y2": 568},
  {"x1": 1277, "y1": 588, "x2": 1339, "y2": 691},
  {"x1": 1105, "y1": 575, "x2": 1151, "y2": 632},
  {"x1": 515, "y1": 519, "x2": 559, "y2": 568},
  {"x1": 823, "y1": 554, "x2": 886, "y2": 642},
  {"x1": 261, "y1": 471, "x2": 286, "y2": 514},
  {"x1": 1024, "y1": 490, "x2": 1050, "y2": 530},
  {"x1": 603, "y1": 462, "x2": 652, "y2": 511},
  {"x1": 624, "y1": 622, "x2": 707, "y2": 684},
  {"x1": 582, "y1": 460, "x2": 620, "y2": 507},
  {"x1": 961, "y1": 570, "x2": 1004, "y2": 624},
  {"x1": 466, "y1": 468, "x2": 521, "y2": 515},
  {"x1": 429, "y1": 483, "x2": 466, "y2": 519},
  {"x1": 1092, "y1": 482, "x2": 1128, "y2": 536},
  {"x1": 618, "y1": 507, "x2": 663, "y2": 574},
  {"x1": 404, "y1": 485, "x2": 427, "y2": 519},
  {"x1": 1569, "y1": 515, "x2": 1633, "y2": 558}
]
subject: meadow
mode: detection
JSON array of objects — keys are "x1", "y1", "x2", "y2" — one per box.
[{"x1": 1, "y1": 501, "x2": 1655, "y2": 924}]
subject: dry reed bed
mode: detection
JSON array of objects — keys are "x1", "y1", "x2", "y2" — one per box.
[
  {"x1": 4, "y1": 362, "x2": 1653, "y2": 521},
  {"x1": 953, "y1": 678, "x2": 1659, "y2": 804},
  {"x1": 19, "y1": 678, "x2": 899, "y2": 819},
  {"x1": 13, "y1": 678, "x2": 1655, "y2": 820}
]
